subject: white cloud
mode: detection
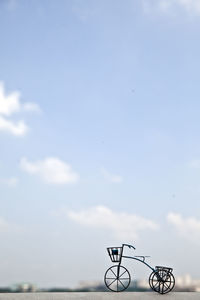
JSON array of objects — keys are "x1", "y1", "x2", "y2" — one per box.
[
  {"x1": 66, "y1": 206, "x2": 158, "y2": 240},
  {"x1": 101, "y1": 167, "x2": 123, "y2": 183},
  {"x1": 0, "y1": 116, "x2": 28, "y2": 136},
  {"x1": 23, "y1": 102, "x2": 41, "y2": 113},
  {"x1": 0, "y1": 177, "x2": 18, "y2": 187},
  {"x1": 178, "y1": 0, "x2": 200, "y2": 14},
  {"x1": 167, "y1": 212, "x2": 200, "y2": 241},
  {"x1": 0, "y1": 82, "x2": 20, "y2": 116},
  {"x1": 142, "y1": 0, "x2": 200, "y2": 16},
  {"x1": 20, "y1": 157, "x2": 79, "y2": 185},
  {"x1": 0, "y1": 81, "x2": 40, "y2": 136}
]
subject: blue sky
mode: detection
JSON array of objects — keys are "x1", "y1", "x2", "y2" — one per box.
[{"x1": 1, "y1": 0, "x2": 200, "y2": 288}]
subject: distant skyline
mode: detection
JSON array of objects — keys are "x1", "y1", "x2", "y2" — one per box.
[{"x1": 1, "y1": 0, "x2": 200, "y2": 287}]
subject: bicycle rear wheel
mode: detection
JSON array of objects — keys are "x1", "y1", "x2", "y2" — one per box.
[{"x1": 149, "y1": 269, "x2": 175, "y2": 294}]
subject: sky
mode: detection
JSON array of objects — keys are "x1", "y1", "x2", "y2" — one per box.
[{"x1": 1, "y1": 0, "x2": 200, "y2": 288}]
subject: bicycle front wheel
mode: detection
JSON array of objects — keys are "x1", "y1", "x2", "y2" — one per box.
[{"x1": 104, "y1": 265, "x2": 131, "y2": 292}]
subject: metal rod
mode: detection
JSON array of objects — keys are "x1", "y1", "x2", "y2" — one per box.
[{"x1": 122, "y1": 255, "x2": 155, "y2": 271}]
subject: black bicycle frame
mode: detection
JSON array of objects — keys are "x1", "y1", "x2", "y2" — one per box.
[{"x1": 118, "y1": 244, "x2": 155, "y2": 272}]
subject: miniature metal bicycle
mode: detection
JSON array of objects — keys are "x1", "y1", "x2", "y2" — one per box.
[{"x1": 104, "y1": 243, "x2": 175, "y2": 294}]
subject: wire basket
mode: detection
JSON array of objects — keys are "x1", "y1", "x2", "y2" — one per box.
[
  {"x1": 155, "y1": 266, "x2": 173, "y2": 273},
  {"x1": 107, "y1": 247, "x2": 122, "y2": 263}
]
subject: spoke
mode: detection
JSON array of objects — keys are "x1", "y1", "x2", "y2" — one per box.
[
  {"x1": 161, "y1": 282, "x2": 164, "y2": 294},
  {"x1": 151, "y1": 280, "x2": 159, "y2": 289},
  {"x1": 162, "y1": 276, "x2": 167, "y2": 281},
  {"x1": 163, "y1": 282, "x2": 170, "y2": 289},
  {"x1": 165, "y1": 275, "x2": 169, "y2": 281},
  {"x1": 152, "y1": 279, "x2": 160, "y2": 281},
  {"x1": 154, "y1": 281, "x2": 159, "y2": 288},
  {"x1": 152, "y1": 279, "x2": 162, "y2": 282},
  {"x1": 108, "y1": 278, "x2": 117, "y2": 287},
  {"x1": 106, "y1": 277, "x2": 117, "y2": 280},
  {"x1": 110, "y1": 268, "x2": 117, "y2": 277},
  {"x1": 117, "y1": 280, "x2": 118, "y2": 291},
  {"x1": 119, "y1": 270, "x2": 127, "y2": 278},
  {"x1": 119, "y1": 278, "x2": 130, "y2": 280},
  {"x1": 164, "y1": 283, "x2": 171, "y2": 288},
  {"x1": 119, "y1": 279, "x2": 126, "y2": 289},
  {"x1": 158, "y1": 281, "x2": 161, "y2": 293},
  {"x1": 156, "y1": 275, "x2": 161, "y2": 281}
]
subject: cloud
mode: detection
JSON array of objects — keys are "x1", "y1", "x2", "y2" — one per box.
[
  {"x1": 0, "y1": 116, "x2": 28, "y2": 136},
  {"x1": 0, "y1": 81, "x2": 40, "y2": 136},
  {"x1": 0, "y1": 82, "x2": 21, "y2": 116},
  {"x1": 101, "y1": 167, "x2": 123, "y2": 183},
  {"x1": 65, "y1": 206, "x2": 158, "y2": 240},
  {"x1": 142, "y1": 0, "x2": 200, "y2": 16},
  {"x1": 167, "y1": 212, "x2": 200, "y2": 241},
  {"x1": 20, "y1": 157, "x2": 79, "y2": 185},
  {"x1": 23, "y1": 102, "x2": 41, "y2": 113},
  {"x1": 0, "y1": 177, "x2": 18, "y2": 187},
  {"x1": 177, "y1": 0, "x2": 200, "y2": 14}
]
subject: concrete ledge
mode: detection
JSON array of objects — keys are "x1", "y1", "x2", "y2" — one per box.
[{"x1": 0, "y1": 293, "x2": 199, "y2": 300}]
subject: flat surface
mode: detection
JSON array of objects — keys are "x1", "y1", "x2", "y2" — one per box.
[{"x1": 0, "y1": 293, "x2": 199, "y2": 300}]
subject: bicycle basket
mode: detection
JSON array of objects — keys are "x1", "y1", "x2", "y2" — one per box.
[
  {"x1": 155, "y1": 266, "x2": 173, "y2": 273},
  {"x1": 107, "y1": 247, "x2": 122, "y2": 263}
]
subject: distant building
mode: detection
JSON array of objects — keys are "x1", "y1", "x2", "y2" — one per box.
[
  {"x1": 12, "y1": 283, "x2": 37, "y2": 293},
  {"x1": 175, "y1": 274, "x2": 200, "y2": 292}
]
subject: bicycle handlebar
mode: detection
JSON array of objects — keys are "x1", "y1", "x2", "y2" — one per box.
[{"x1": 122, "y1": 243, "x2": 136, "y2": 250}]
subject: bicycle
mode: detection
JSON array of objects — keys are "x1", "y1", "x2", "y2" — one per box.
[{"x1": 104, "y1": 243, "x2": 175, "y2": 294}]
